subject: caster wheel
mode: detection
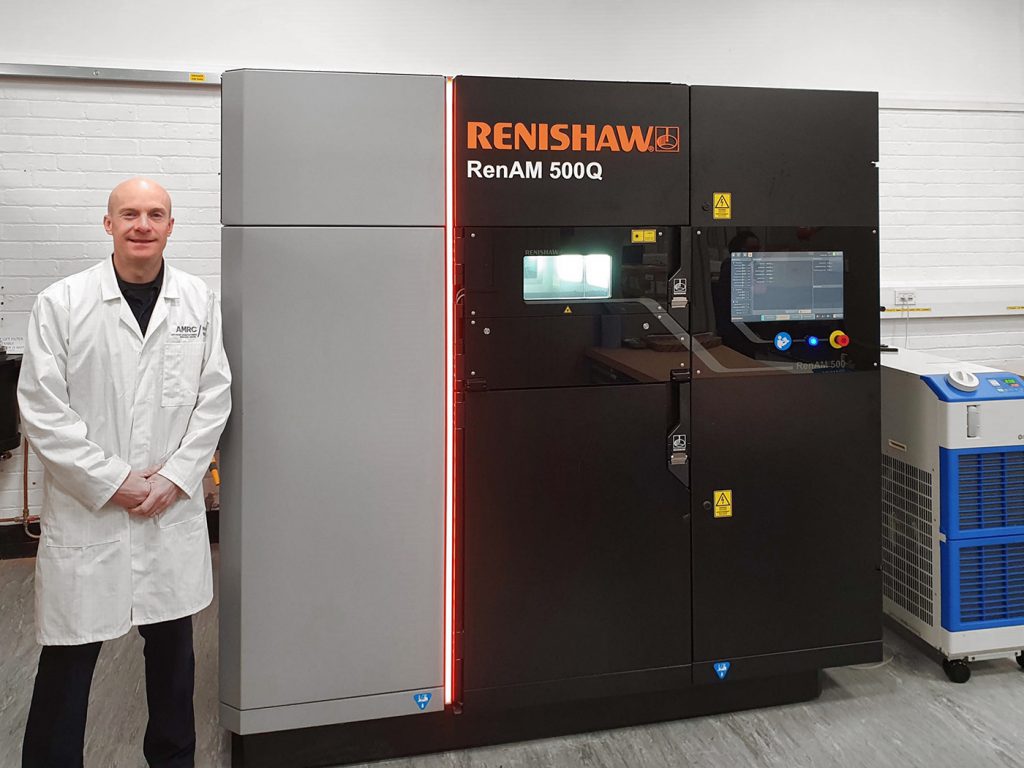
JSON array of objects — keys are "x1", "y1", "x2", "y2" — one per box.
[
  {"x1": 1016, "y1": 652, "x2": 1024, "y2": 670},
  {"x1": 943, "y1": 658, "x2": 971, "y2": 683}
]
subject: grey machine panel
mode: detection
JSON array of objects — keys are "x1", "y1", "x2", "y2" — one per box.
[
  {"x1": 221, "y1": 69, "x2": 444, "y2": 227},
  {"x1": 220, "y1": 70, "x2": 446, "y2": 734},
  {"x1": 220, "y1": 227, "x2": 445, "y2": 731}
]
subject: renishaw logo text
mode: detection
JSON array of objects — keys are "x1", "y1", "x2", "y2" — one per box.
[{"x1": 467, "y1": 122, "x2": 680, "y2": 153}]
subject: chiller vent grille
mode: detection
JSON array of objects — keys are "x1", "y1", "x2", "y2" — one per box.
[
  {"x1": 959, "y1": 541, "x2": 1024, "y2": 624},
  {"x1": 958, "y1": 452, "x2": 1024, "y2": 531},
  {"x1": 882, "y1": 454, "x2": 934, "y2": 625}
]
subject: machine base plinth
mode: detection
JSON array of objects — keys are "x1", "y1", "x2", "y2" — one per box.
[{"x1": 230, "y1": 670, "x2": 822, "y2": 768}]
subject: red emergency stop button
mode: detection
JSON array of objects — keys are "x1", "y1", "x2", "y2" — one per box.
[{"x1": 829, "y1": 330, "x2": 850, "y2": 349}]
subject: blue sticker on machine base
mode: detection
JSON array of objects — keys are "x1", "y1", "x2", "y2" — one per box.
[
  {"x1": 773, "y1": 332, "x2": 792, "y2": 351},
  {"x1": 413, "y1": 692, "x2": 432, "y2": 711},
  {"x1": 713, "y1": 661, "x2": 731, "y2": 680}
]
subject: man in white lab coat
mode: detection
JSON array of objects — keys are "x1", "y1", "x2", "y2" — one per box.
[{"x1": 17, "y1": 178, "x2": 232, "y2": 768}]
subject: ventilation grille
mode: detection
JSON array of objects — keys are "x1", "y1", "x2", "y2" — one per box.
[
  {"x1": 958, "y1": 540, "x2": 1024, "y2": 625},
  {"x1": 882, "y1": 453, "x2": 934, "y2": 625},
  {"x1": 958, "y1": 451, "x2": 1024, "y2": 531}
]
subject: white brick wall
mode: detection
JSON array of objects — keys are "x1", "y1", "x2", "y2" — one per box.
[
  {"x1": 0, "y1": 77, "x2": 221, "y2": 522},
  {"x1": 1, "y1": 79, "x2": 1023, "y2": 520},
  {"x1": 879, "y1": 107, "x2": 1024, "y2": 284},
  {"x1": 879, "y1": 105, "x2": 1024, "y2": 360}
]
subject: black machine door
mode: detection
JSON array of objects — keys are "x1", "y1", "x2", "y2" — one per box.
[
  {"x1": 689, "y1": 226, "x2": 881, "y2": 666},
  {"x1": 458, "y1": 224, "x2": 694, "y2": 707},
  {"x1": 461, "y1": 384, "x2": 692, "y2": 708}
]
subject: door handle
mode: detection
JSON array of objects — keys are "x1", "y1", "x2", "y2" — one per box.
[
  {"x1": 668, "y1": 226, "x2": 691, "y2": 327},
  {"x1": 668, "y1": 378, "x2": 690, "y2": 487}
]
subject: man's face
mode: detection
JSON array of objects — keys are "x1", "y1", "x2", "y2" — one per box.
[{"x1": 103, "y1": 181, "x2": 174, "y2": 268}]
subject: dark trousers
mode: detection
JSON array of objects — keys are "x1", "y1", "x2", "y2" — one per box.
[{"x1": 22, "y1": 616, "x2": 196, "y2": 768}]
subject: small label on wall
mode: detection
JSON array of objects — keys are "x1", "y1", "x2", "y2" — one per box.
[{"x1": 0, "y1": 336, "x2": 24, "y2": 354}]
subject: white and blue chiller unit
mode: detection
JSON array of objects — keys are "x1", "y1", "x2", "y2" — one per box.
[{"x1": 882, "y1": 349, "x2": 1024, "y2": 682}]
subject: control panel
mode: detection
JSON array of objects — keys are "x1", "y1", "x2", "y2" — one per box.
[
  {"x1": 770, "y1": 329, "x2": 850, "y2": 352},
  {"x1": 921, "y1": 371, "x2": 1024, "y2": 402}
]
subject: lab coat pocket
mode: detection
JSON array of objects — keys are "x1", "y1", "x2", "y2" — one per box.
[
  {"x1": 42, "y1": 482, "x2": 123, "y2": 548},
  {"x1": 157, "y1": 493, "x2": 206, "y2": 529},
  {"x1": 161, "y1": 340, "x2": 204, "y2": 407}
]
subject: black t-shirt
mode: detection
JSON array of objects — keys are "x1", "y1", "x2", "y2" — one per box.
[{"x1": 114, "y1": 256, "x2": 165, "y2": 336}]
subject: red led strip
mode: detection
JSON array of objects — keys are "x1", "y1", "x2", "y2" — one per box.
[{"x1": 444, "y1": 76, "x2": 455, "y2": 706}]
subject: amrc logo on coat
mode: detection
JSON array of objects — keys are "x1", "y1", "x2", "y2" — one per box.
[{"x1": 170, "y1": 322, "x2": 205, "y2": 340}]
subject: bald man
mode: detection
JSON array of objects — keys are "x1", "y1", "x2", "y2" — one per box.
[{"x1": 18, "y1": 178, "x2": 232, "y2": 768}]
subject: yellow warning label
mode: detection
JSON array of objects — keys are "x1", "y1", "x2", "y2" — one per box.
[
  {"x1": 713, "y1": 489, "x2": 732, "y2": 518},
  {"x1": 189, "y1": 73, "x2": 207, "y2": 82},
  {"x1": 1008, "y1": 306, "x2": 1024, "y2": 311},
  {"x1": 631, "y1": 229, "x2": 657, "y2": 243},
  {"x1": 564, "y1": 306, "x2": 572, "y2": 314},
  {"x1": 713, "y1": 192, "x2": 732, "y2": 220},
  {"x1": 882, "y1": 307, "x2": 932, "y2": 313}
]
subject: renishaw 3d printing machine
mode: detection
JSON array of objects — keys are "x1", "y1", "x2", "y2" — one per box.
[{"x1": 220, "y1": 71, "x2": 882, "y2": 767}]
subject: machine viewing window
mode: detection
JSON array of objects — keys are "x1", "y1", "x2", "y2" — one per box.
[
  {"x1": 523, "y1": 253, "x2": 612, "y2": 301},
  {"x1": 730, "y1": 251, "x2": 844, "y2": 322}
]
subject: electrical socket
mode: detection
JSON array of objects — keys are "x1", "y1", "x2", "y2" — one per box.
[{"x1": 895, "y1": 290, "x2": 917, "y2": 306}]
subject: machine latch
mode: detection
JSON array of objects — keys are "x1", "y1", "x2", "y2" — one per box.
[
  {"x1": 466, "y1": 378, "x2": 488, "y2": 391},
  {"x1": 670, "y1": 433, "x2": 688, "y2": 466},
  {"x1": 670, "y1": 368, "x2": 692, "y2": 383}
]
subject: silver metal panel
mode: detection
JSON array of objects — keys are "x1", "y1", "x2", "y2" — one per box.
[
  {"x1": 220, "y1": 79, "x2": 244, "y2": 227},
  {"x1": 220, "y1": 685, "x2": 444, "y2": 735},
  {"x1": 218, "y1": 228, "x2": 244, "y2": 708},
  {"x1": 221, "y1": 70, "x2": 444, "y2": 227},
  {"x1": 219, "y1": 226, "x2": 444, "y2": 718}
]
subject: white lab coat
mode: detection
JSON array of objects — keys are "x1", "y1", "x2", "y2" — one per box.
[{"x1": 17, "y1": 258, "x2": 232, "y2": 645}]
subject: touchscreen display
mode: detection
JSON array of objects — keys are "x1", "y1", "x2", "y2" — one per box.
[{"x1": 730, "y1": 251, "x2": 843, "y2": 322}]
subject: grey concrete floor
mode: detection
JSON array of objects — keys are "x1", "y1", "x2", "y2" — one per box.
[{"x1": 2, "y1": 550, "x2": 1023, "y2": 767}]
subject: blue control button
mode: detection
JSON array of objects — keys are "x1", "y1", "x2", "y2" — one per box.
[
  {"x1": 773, "y1": 332, "x2": 792, "y2": 351},
  {"x1": 807, "y1": 335, "x2": 820, "y2": 347}
]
